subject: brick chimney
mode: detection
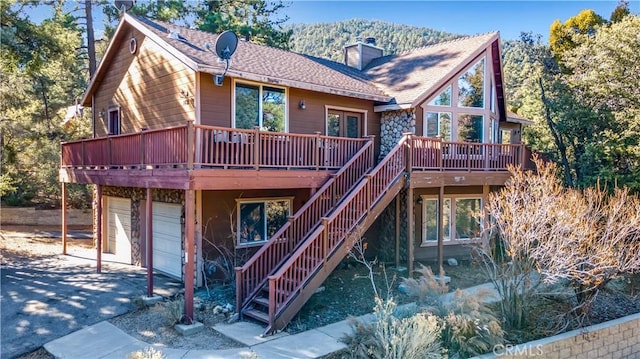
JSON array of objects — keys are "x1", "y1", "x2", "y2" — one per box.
[{"x1": 344, "y1": 37, "x2": 383, "y2": 70}]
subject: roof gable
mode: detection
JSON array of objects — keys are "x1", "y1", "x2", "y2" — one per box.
[{"x1": 364, "y1": 33, "x2": 499, "y2": 107}]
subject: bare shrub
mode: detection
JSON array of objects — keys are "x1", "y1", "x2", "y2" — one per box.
[
  {"x1": 162, "y1": 298, "x2": 184, "y2": 326},
  {"x1": 127, "y1": 347, "x2": 166, "y2": 359},
  {"x1": 427, "y1": 289, "x2": 504, "y2": 358},
  {"x1": 399, "y1": 264, "x2": 448, "y2": 304},
  {"x1": 480, "y1": 157, "x2": 640, "y2": 331},
  {"x1": 343, "y1": 238, "x2": 444, "y2": 358},
  {"x1": 344, "y1": 297, "x2": 444, "y2": 359}
]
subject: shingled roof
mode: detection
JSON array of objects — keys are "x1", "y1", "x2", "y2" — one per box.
[
  {"x1": 84, "y1": 14, "x2": 503, "y2": 111},
  {"x1": 364, "y1": 32, "x2": 499, "y2": 107},
  {"x1": 134, "y1": 15, "x2": 389, "y2": 101}
]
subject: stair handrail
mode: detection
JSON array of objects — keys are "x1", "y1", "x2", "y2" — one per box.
[
  {"x1": 266, "y1": 135, "x2": 409, "y2": 325},
  {"x1": 235, "y1": 137, "x2": 375, "y2": 311}
]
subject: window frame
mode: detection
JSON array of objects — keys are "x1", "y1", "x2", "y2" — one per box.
[
  {"x1": 236, "y1": 197, "x2": 293, "y2": 247},
  {"x1": 232, "y1": 79, "x2": 288, "y2": 132},
  {"x1": 421, "y1": 52, "x2": 496, "y2": 144},
  {"x1": 325, "y1": 105, "x2": 368, "y2": 137},
  {"x1": 420, "y1": 194, "x2": 483, "y2": 246},
  {"x1": 107, "y1": 107, "x2": 121, "y2": 135}
]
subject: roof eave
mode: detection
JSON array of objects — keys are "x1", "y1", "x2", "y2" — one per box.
[{"x1": 373, "y1": 103, "x2": 412, "y2": 112}]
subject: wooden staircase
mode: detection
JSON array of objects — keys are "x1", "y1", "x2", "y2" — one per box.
[
  {"x1": 235, "y1": 139, "x2": 376, "y2": 321},
  {"x1": 236, "y1": 135, "x2": 410, "y2": 334}
]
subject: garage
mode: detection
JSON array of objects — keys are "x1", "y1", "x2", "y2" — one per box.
[
  {"x1": 106, "y1": 197, "x2": 132, "y2": 264},
  {"x1": 152, "y1": 202, "x2": 183, "y2": 280}
]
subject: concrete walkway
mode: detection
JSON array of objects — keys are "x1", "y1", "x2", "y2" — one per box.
[{"x1": 44, "y1": 282, "x2": 501, "y2": 359}]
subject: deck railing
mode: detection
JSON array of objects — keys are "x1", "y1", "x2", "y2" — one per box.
[
  {"x1": 266, "y1": 135, "x2": 409, "y2": 322},
  {"x1": 61, "y1": 122, "x2": 369, "y2": 170},
  {"x1": 411, "y1": 137, "x2": 525, "y2": 171},
  {"x1": 235, "y1": 139, "x2": 375, "y2": 312}
]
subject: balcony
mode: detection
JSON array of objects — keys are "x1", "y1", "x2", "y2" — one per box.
[{"x1": 60, "y1": 122, "x2": 527, "y2": 190}]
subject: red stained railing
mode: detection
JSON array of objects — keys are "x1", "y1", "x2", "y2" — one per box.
[
  {"x1": 266, "y1": 135, "x2": 408, "y2": 322},
  {"x1": 235, "y1": 139, "x2": 375, "y2": 312},
  {"x1": 61, "y1": 122, "x2": 369, "y2": 170},
  {"x1": 411, "y1": 137, "x2": 525, "y2": 172}
]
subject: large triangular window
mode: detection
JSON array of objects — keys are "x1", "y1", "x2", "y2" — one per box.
[
  {"x1": 458, "y1": 58, "x2": 485, "y2": 108},
  {"x1": 427, "y1": 85, "x2": 452, "y2": 107}
]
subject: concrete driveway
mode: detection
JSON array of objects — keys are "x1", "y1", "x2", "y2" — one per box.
[{"x1": 1, "y1": 235, "x2": 181, "y2": 359}]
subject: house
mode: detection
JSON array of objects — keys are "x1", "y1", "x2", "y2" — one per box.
[{"x1": 59, "y1": 13, "x2": 530, "y2": 334}]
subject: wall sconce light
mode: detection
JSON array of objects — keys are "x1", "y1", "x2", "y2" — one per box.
[
  {"x1": 298, "y1": 99, "x2": 306, "y2": 110},
  {"x1": 99, "y1": 110, "x2": 105, "y2": 119},
  {"x1": 416, "y1": 197, "x2": 423, "y2": 205}
]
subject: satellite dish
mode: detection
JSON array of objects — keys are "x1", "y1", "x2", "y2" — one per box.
[
  {"x1": 209, "y1": 31, "x2": 238, "y2": 86},
  {"x1": 114, "y1": 0, "x2": 134, "y2": 12},
  {"x1": 214, "y1": 31, "x2": 238, "y2": 60}
]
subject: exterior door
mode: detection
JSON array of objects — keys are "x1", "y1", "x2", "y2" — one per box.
[
  {"x1": 327, "y1": 110, "x2": 362, "y2": 138},
  {"x1": 152, "y1": 202, "x2": 183, "y2": 280},
  {"x1": 106, "y1": 197, "x2": 132, "y2": 264}
]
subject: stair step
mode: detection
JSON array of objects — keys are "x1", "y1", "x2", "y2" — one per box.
[
  {"x1": 244, "y1": 308, "x2": 269, "y2": 324},
  {"x1": 252, "y1": 296, "x2": 269, "y2": 307}
]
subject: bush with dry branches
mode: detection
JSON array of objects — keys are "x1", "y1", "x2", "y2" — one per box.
[{"x1": 479, "y1": 156, "x2": 640, "y2": 331}]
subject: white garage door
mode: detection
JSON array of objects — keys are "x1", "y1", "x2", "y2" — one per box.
[
  {"x1": 152, "y1": 202, "x2": 182, "y2": 279},
  {"x1": 106, "y1": 197, "x2": 132, "y2": 264}
]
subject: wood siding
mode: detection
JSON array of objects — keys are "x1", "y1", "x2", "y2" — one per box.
[
  {"x1": 93, "y1": 24, "x2": 195, "y2": 137},
  {"x1": 200, "y1": 189, "x2": 311, "y2": 252},
  {"x1": 198, "y1": 72, "x2": 232, "y2": 127},
  {"x1": 288, "y1": 88, "x2": 381, "y2": 155},
  {"x1": 195, "y1": 81, "x2": 382, "y2": 155}
]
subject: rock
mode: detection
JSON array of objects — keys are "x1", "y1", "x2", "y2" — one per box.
[
  {"x1": 447, "y1": 258, "x2": 459, "y2": 266},
  {"x1": 398, "y1": 283, "x2": 410, "y2": 295},
  {"x1": 315, "y1": 286, "x2": 325, "y2": 294},
  {"x1": 213, "y1": 305, "x2": 223, "y2": 314}
]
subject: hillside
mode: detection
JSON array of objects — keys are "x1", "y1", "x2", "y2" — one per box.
[{"x1": 287, "y1": 19, "x2": 464, "y2": 62}]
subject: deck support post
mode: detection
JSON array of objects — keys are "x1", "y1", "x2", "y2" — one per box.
[
  {"x1": 405, "y1": 133, "x2": 414, "y2": 275},
  {"x1": 96, "y1": 185, "x2": 103, "y2": 273},
  {"x1": 437, "y1": 186, "x2": 445, "y2": 279},
  {"x1": 184, "y1": 189, "x2": 196, "y2": 324},
  {"x1": 146, "y1": 187, "x2": 154, "y2": 298},
  {"x1": 395, "y1": 195, "x2": 400, "y2": 268},
  {"x1": 62, "y1": 182, "x2": 67, "y2": 255},
  {"x1": 406, "y1": 187, "x2": 414, "y2": 275},
  {"x1": 482, "y1": 184, "x2": 490, "y2": 245}
]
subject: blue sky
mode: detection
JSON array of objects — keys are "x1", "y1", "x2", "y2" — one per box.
[
  {"x1": 286, "y1": 1, "x2": 636, "y2": 40},
  {"x1": 26, "y1": 1, "x2": 637, "y2": 42}
]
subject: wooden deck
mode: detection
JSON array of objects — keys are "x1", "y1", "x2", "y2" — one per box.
[{"x1": 60, "y1": 122, "x2": 526, "y2": 190}]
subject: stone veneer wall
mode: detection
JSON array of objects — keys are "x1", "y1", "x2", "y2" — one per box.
[
  {"x1": 1, "y1": 207, "x2": 92, "y2": 226},
  {"x1": 93, "y1": 186, "x2": 184, "y2": 266},
  {"x1": 474, "y1": 312, "x2": 640, "y2": 359},
  {"x1": 380, "y1": 109, "x2": 416, "y2": 156}
]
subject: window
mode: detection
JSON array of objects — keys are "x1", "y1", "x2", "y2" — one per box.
[
  {"x1": 423, "y1": 198, "x2": 450, "y2": 242},
  {"x1": 327, "y1": 111, "x2": 362, "y2": 138},
  {"x1": 234, "y1": 82, "x2": 286, "y2": 132},
  {"x1": 455, "y1": 198, "x2": 481, "y2": 239},
  {"x1": 425, "y1": 112, "x2": 452, "y2": 140},
  {"x1": 422, "y1": 196, "x2": 482, "y2": 245},
  {"x1": 237, "y1": 198, "x2": 291, "y2": 246},
  {"x1": 458, "y1": 58, "x2": 485, "y2": 108},
  {"x1": 428, "y1": 85, "x2": 452, "y2": 106},
  {"x1": 457, "y1": 114, "x2": 483, "y2": 143},
  {"x1": 108, "y1": 108, "x2": 121, "y2": 135},
  {"x1": 500, "y1": 129, "x2": 512, "y2": 144}
]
